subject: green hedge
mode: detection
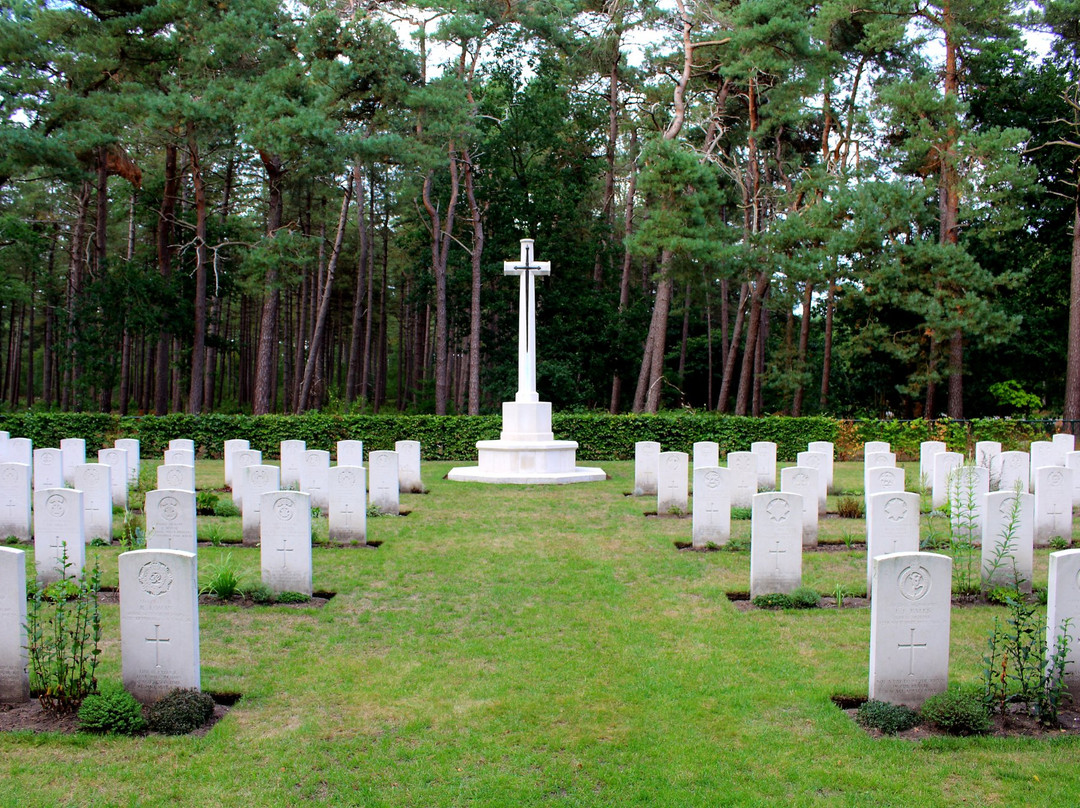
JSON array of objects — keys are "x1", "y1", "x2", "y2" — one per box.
[{"x1": 0, "y1": 412, "x2": 1064, "y2": 462}]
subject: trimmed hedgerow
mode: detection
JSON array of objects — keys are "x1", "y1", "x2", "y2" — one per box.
[{"x1": 0, "y1": 412, "x2": 1059, "y2": 463}]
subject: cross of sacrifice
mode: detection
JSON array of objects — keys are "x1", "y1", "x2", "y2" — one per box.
[
  {"x1": 145, "y1": 623, "x2": 171, "y2": 668},
  {"x1": 897, "y1": 627, "x2": 927, "y2": 676},
  {"x1": 503, "y1": 239, "x2": 551, "y2": 402}
]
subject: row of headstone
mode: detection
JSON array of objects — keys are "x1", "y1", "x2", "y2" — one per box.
[
  {"x1": 920, "y1": 435, "x2": 1078, "y2": 495},
  {"x1": 634, "y1": 440, "x2": 785, "y2": 498},
  {"x1": 225, "y1": 439, "x2": 423, "y2": 496}
]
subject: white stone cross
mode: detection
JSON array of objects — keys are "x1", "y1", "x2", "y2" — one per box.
[
  {"x1": 898, "y1": 627, "x2": 926, "y2": 676},
  {"x1": 504, "y1": 238, "x2": 551, "y2": 403}
]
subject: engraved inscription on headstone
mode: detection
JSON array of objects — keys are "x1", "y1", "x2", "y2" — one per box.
[
  {"x1": 145, "y1": 489, "x2": 197, "y2": 554},
  {"x1": 750, "y1": 491, "x2": 803, "y2": 597},
  {"x1": 0, "y1": 547, "x2": 29, "y2": 703}
]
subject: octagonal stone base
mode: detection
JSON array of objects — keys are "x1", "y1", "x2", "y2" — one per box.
[{"x1": 448, "y1": 439, "x2": 605, "y2": 485}]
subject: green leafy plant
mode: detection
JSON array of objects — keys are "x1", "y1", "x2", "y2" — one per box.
[
  {"x1": 730, "y1": 507, "x2": 752, "y2": 520},
  {"x1": 89, "y1": 537, "x2": 109, "y2": 547},
  {"x1": 247, "y1": 583, "x2": 275, "y2": 604},
  {"x1": 77, "y1": 681, "x2": 147, "y2": 735},
  {"x1": 366, "y1": 503, "x2": 383, "y2": 518},
  {"x1": 982, "y1": 483, "x2": 1025, "y2": 594},
  {"x1": 195, "y1": 490, "x2": 219, "y2": 515},
  {"x1": 276, "y1": 591, "x2": 310, "y2": 604},
  {"x1": 920, "y1": 686, "x2": 990, "y2": 736},
  {"x1": 213, "y1": 500, "x2": 240, "y2": 518},
  {"x1": 834, "y1": 584, "x2": 848, "y2": 609},
  {"x1": 1050, "y1": 536, "x2": 1070, "y2": 551},
  {"x1": 24, "y1": 547, "x2": 102, "y2": 714},
  {"x1": 201, "y1": 553, "x2": 242, "y2": 600},
  {"x1": 4, "y1": 535, "x2": 20, "y2": 545},
  {"x1": 985, "y1": 586, "x2": 1022, "y2": 606},
  {"x1": 836, "y1": 496, "x2": 864, "y2": 519},
  {"x1": 855, "y1": 700, "x2": 920, "y2": 734},
  {"x1": 118, "y1": 509, "x2": 145, "y2": 551},
  {"x1": 666, "y1": 505, "x2": 685, "y2": 517},
  {"x1": 146, "y1": 688, "x2": 215, "y2": 735},
  {"x1": 789, "y1": 586, "x2": 821, "y2": 609},
  {"x1": 983, "y1": 596, "x2": 1072, "y2": 726},
  {"x1": 723, "y1": 536, "x2": 749, "y2": 552},
  {"x1": 200, "y1": 523, "x2": 224, "y2": 547},
  {"x1": 751, "y1": 593, "x2": 793, "y2": 610}
]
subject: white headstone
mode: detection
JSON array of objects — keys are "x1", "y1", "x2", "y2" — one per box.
[
  {"x1": 866, "y1": 492, "x2": 921, "y2": 596},
  {"x1": 260, "y1": 491, "x2": 313, "y2": 595},
  {"x1": 241, "y1": 465, "x2": 282, "y2": 545},
  {"x1": 231, "y1": 449, "x2": 262, "y2": 509},
  {"x1": 1053, "y1": 433, "x2": 1076, "y2": 461},
  {"x1": 795, "y1": 451, "x2": 828, "y2": 515},
  {"x1": 869, "y1": 552, "x2": 951, "y2": 708},
  {"x1": 163, "y1": 449, "x2": 195, "y2": 467},
  {"x1": 279, "y1": 440, "x2": 306, "y2": 490},
  {"x1": 656, "y1": 451, "x2": 688, "y2": 516},
  {"x1": 1068, "y1": 452, "x2": 1080, "y2": 506},
  {"x1": 727, "y1": 451, "x2": 758, "y2": 510},
  {"x1": 864, "y1": 441, "x2": 891, "y2": 455},
  {"x1": 1035, "y1": 466, "x2": 1073, "y2": 547},
  {"x1": 329, "y1": 465, "x2": 367, "y2": 545},
  {"x1": 919, "y1": 441, "x2": 947, "y2": 489},
  {"x1": 73, "y1": 463, "x2": 112, "y2": 543},
  {"x1": 750, "y1": 441, "x2": 777, "y2": 490},
  {"x1": 97, "y1": 448, "x2": 129, "y2": 509},
  {"x1": 998, "y1": 451, "x2": 1030, "y2": 494},
  {"x1": 863, "y1": 452, "x2": 896, "y2": 496},
  {"x1": 0, "y1": 463, "x2": 31, "y2": 541},
  {"x1": 32, "y1": 448, "x2": 63, "y2": 492},
  {"x1": 633, "y1": 441, "x2": 661, "y2": 496},
  {"x1": 157, "y1": 464, "x2": 195, "y2": 493},
  {"x1": 369, "y1": 451, "x2": 400, "y2": 516},
  {"x1": 807, "y1": 441, "x2": 834, "y2": 490},
  {"x1": 336, "y1": 440, "x2": 364, "y2": 468},
  {"x1": 115, "y1": 438, "x2": 140, "y2": 484},
  {"x1": 1031, "y1": 441, "x2": 1060, "y2": 492},
  {"x1": 981, "y1": 491, "x2": 1034, "y2": 592},
  {"x1": 865, "y1": 466, "x2": 905, "y2": 499},
  {"x1": 1046, "y1": 549, "x2": 1080, "y2": 702},
  {"x1": 169, "y1": 439, "x2": 195, "y2": 453},
  {"x1": 5, "y1": 438, "x2": 32, "y2": 471},
  {"x1": 145, "y1": 490, "x2": 198, "y2": 554},
  {"x1": 692, "y1": 442, "x2": 719, "y2": 470},
  {"x1": 33, "y1": 488, "x2": 85, "y2": 585},
  {"x1": 0, "y1": 547, "x2": 28, "y2": 703},
  {"x1": 947, "y1": 465, "x2": 989, "y2": 542},
  {"x1": 223, "y1": 439, "x2": 250, "y2": 488},
  {"x1": 60, "y1": 438, "x2": 85, "y2": 486},
  {"x1": 780, "y1": 466, "x2": 819, "y2": 547},
  {"x1": 692, "y1": 467, "x2": 729, "y2": 549},
  {"x1": 750, "y1": 492, "x2": 803, "y2": 597},
  {"x1": 931, "y1": 451, "x2": 963, "y2": 510},
  {"x1": 119, "y1": 549, "x2": 200, "y2": 703},
  {"x1": 301, "y1": 450, "x2": 331, "y2": 511},
  {"x1": 396, "y1": 440, "x2": 423, "y2": 493},
  {"x1": 974, "y1": 441, "x2": 1002, "y2": 479}
]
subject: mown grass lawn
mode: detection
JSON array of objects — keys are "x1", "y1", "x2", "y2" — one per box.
[{"x1": 3, "y1": 460, "x2": 1078, "y2": 807}]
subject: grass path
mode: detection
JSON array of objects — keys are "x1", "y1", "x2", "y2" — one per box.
[{"x1": 2, "y1": 461, "x2": 1078, "y2": 807}]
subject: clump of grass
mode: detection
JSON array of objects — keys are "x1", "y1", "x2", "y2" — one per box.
[
  {"x1": 730, "y1": 507, "x2": 752, "y2": 520},
  {"x1": 836, "y1": 496, "x2": 864, "y2": 519}
]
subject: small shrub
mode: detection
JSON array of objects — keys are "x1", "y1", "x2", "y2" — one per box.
[
  {"x1": 146, "y1": 688, "x2": 215, "y2": 735},
  {"x1": 247, "y1": 582, "x2": 275, "y2": 604},
  {"x1": 1050, "y1": 536, "x2": 1070, "y2": 551},
  {"x1": 366, "y1": 503, "x2": 383, "y2": 518},
  {"x1": 201, "y1": 553, "x2": 241, "y2": 600},
  {"x1": 985, "y1": 586, "x2": 1021, "y2": 606},
  {"x1": 1034, "y1": 585, "x2": 1049, "y2": 606},
  {"x1": 920, "y1": 687, "x2": 991, "y2": 736},
  {"x1": 276, "y1": 591, "x2": 310, "y2": 604},
  {"x1": 856, "y1": 700, "x2": 920, "y2": 734},
  {"x1": 213, "y1": 500, "x2": 240, "y2": 518},
  {"x1": 195, "y1": 491, "x2": 219, "y2": 515},
  {"x1": 89, "y1": 537, "x2": 109, "y2": 547},
  {"x1": 724, "y1": 537, "x2": 749, "y2": 552},
  {"x1": 751, "y1": 593, "x2": 793, "y2": 610},
  {"x1": 837, "y1": 496, "x2": 864, "y2": 519},
  {"x1": 730, "y1": 507, "x2": 752, "y2": 520},
  {"x1": 789, "y1": 586, "x2": 821, "y2": 609},
  {"x1": 666, "y1": 505, "x2": 685, "y2": 517},
  {"x1": 4, "y1": 535, "x2": 20, "y2": 545},
  {"x1": 77, "y1": 682, "x2": 146, "y2": 735}
]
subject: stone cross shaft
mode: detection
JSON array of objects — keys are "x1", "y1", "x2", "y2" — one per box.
[{"x1": 504, "y1": 239, "x2": 551, "y2": 403}]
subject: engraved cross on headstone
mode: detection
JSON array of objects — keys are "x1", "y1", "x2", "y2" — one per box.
[
  {"x1": 769, "y1": 541, "x2": 786, "y2": 572},
  {"x1": 503, "y1": 239, "x2": 551, "y2": 402},
  {"x1": 897, "y1": 627, "x2": 926, "y2": 676},
  {"x1": 146, "y1": 623, "x2": 171, "y2": 668},
  {"x1": 1048, "y1": 502, "x2": 1067, "y2": 531},
  {"x1": 276, "y1": 540, "x2": 294, "y2": 569},
  {"x1": 341, "y1": 502, "x2": 353, "y2": 528}
]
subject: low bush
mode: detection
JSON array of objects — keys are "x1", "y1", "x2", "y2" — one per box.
[
  {"x1": 789, "y1": 586, "x2": 821, "y2": 609},
  {"x1": 836, "y1": 497, "x2": 864, "y2": 519},
  {"x1": 985, "y1": 586, "x2": 1022, "y2": 606},
  {"x1": 146, "y1": 688, "x2": 216, "y2": 735},
  {"x1": 855, "y1": 700, "x2": 920, "y2": 734},
  {"x1": 920, "y1": 687, "x2": 991, "y2": 736},
  {"x1": 247, "y1": 582, "x2": 275, "y2": 604},
  {"x1": 277, "y1": 591, "x2": 310, "y2": 604},
  {"x1": 77, "y1": 682, "x2": 146, "y2": 735},
  {"x1": 195, "y1": 491, "x2": 219, "y2": 515},
  {"x1": 730, "y1": 507, "x2": 752, "y2": 521},
  {"x1": 751, "y1": 593, "x2": 793, "y2": 610},
  {"x1": 213, "y1": 500, "x2": 240, "y2": 518}
]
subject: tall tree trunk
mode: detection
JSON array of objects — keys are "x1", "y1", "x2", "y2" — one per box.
[
  {"x1": 63, "y1": 181, "x2": 92, "y2": 411},
  {"x1": 609, "y1": 131, "x2": 638, "y2": 413},
  {"x1": 253, "y1": 151, "x2": 285, "y2": 415},
  {"x1": 345, "y1": 165, "x2": 369, "y2": 403},
  {"x1": 792, "y1": 282, "x2": 813, "y2": 416},
  {"x1": 676, "y1": 280, "x2": 691, "y2": 402},
  {"x1": 819, "y1": 275, "x2": 835, "y2": 411},
  {"x1": 735, "y1": 271, "x2": 768, "y2": 415},
  {"x1": 187, "y1": 124, "x2": 208, "y2": 414},
  {"x1": 297, "y1": 176, "x2": 353, "y2": 412},
  {"x1": 422, "y1": 149, "x2": 460, "y2": 416},
  {"x1": 1065, "y1": 196, "x2": 1080, "y2": 426},
  {"x1": 463, "y1": 152, "x2": 484, "y2": 415},
  {"x1": 643, "y1": 251, "x2": 675, "y2": 413},
  {"x1": 155, "y1": 144, "x2": 178, "y2": 416},
  {"x1": 360, "y1": 179, "x2": 376, "y2": 402},
  {"x1": 941, "y1": 2, "x2": 963, "y2": 419},
  {"x1": 717, "y1": 282, "x2": 749, "y2": 413}
]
